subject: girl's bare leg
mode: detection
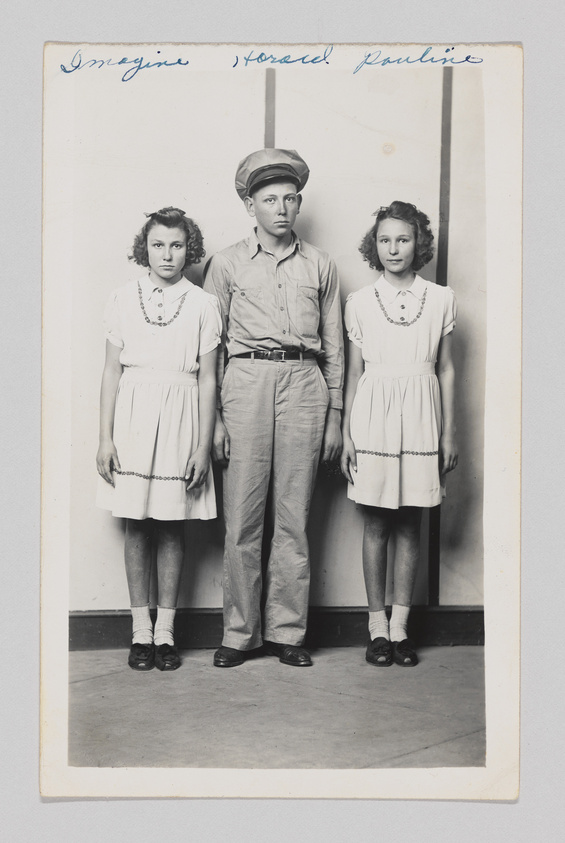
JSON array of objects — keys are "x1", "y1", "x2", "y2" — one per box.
[
  {"x1": 155, "y1": 520, "x2": 185, "y2": 609},
  {"x1": 361, "y1": 506, "x2": 394, "y2": 611},
  {"x1": 125, "y1": 518, "x2": 154, "y2": 648},
  {"x1": 124, "y1": 518, "x2": 153, "y2": 606},
  {"x1": 392, "y1": 506, "x2": 422, "y2": 607}
]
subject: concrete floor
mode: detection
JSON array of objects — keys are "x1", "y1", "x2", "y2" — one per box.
[{"x1": 68, "y1": 646, "x2": 485, "y2": 769}]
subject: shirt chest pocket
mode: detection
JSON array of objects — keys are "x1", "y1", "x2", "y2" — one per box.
[
  {"x1": 296, "y1": 285, "x2": 320, "y2": 338},
  {"x1": 232, "y1": 284, "x2": 269, "y2": 337}
]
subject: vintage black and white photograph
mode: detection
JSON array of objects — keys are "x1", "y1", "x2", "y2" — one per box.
[{"x1": 40, "y1": 42, "x2": 521, "y2": 799}]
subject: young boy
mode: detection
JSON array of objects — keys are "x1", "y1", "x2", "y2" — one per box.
[{"x1": 204, "y1": 149, "x2": 343, "y2": 667}]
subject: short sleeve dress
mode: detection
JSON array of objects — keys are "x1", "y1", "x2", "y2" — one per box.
[
  {"x1": 344, "y1": 274, "x2": 457, "y2": 509},
  {"x1": 96, "y1": 275, "x2": 222, "y2": 521}
]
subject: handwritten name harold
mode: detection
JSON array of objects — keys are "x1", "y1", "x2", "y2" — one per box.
[
  {"x1": 353, "y1": 46, "x2": 483, "y2": 74},
  {"x1": 60, "y1": 50, "x2": 189, "y2": 82},
  {"x1": 233, "y1": 45, "x2": 333, "y2": 68}
]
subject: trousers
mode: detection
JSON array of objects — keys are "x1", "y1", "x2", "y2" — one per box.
[{"x1": 220, "y1": 357, "x2": 329, "y2": 649}]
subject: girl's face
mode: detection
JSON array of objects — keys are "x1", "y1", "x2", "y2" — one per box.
[
  {"x1": 376, "y1": 218, "x2": 416, "y2": 281},
  {"x1": 146, "y1": 224, "x2": 187, "y2": 286}
]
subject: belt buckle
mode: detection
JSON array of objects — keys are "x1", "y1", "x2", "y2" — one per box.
[{"x1": 271, "y1": 349, "x2": 285, "y2": 361}]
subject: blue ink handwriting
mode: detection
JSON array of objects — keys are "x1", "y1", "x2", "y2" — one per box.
[
  {"x1": 353, "y1": 46, "x2": 483, "y2": 74},
  {"x1": 60, "y1": 50, "x2": 190, "y2": 82},
  {"x1": 233, "y1": 45, "x2": 333, "y2": 69}
]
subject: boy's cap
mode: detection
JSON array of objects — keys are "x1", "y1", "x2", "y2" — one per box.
[{"x1": 235, "y1": 149, "x2": 309, "y2": 200}]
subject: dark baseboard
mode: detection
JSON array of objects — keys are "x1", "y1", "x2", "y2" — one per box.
[{"x1": 69, "y1": 605, "x2": 484, "y2": 650}]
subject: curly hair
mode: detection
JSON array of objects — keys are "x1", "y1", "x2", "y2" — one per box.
[
  {"x1": 129, "y1": 206, "x2": 205, "y2": 270},
  {"x1": 359, "y1": 201, "x2": 434, "y2": 272}
]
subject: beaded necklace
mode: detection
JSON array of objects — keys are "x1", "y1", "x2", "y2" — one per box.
[
  {"x1": 138, "y1": 278, "x2": 187, "y2": 327},
  {"x1": 374, "y1": 285, "x2": 427, "y2": 327}
]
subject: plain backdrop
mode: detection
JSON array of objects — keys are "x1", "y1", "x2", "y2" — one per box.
[{"x1": 2, "y1": 0, "x2": 562, "y2": 839}]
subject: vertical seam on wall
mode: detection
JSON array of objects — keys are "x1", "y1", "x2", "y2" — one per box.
[
  {"x1": 264, "y1": 68, "x2": 276, "y2": 148},
  {"x1": 429, "y1": 66, "x2": 454, "y2": 608}
]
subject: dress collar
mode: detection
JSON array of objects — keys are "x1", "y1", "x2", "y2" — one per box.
[
  {"x1": 374, "y1": 273, "x2": 426, "y2": 304},
  {"x1": 140, "y1": 273, "x2": 193, "y2": 302}
]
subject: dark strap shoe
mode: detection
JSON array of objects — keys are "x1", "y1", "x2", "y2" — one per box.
[
  {"x1": 365, "y1": 637, "x2": 393, "y2": 666},
  {"x1": 392, "y1": 639, "x2": 419, "y2": 666},
  {"x1": 213, "y1": 646, "x2": 246, "y2": 667},
  {"x1": 155, "y1": 643, "x2": 181, "y2": 671},
  {"x1": 264, "y1": 640, "x2": 313, "y2": 667},
  {"x1": 128, "y1": 642, "x2": 155, "y2": 671}
]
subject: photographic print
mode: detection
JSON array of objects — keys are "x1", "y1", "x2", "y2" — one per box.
[{"x1": 40, "y1": 42, "x2": 521, "y2": 799}]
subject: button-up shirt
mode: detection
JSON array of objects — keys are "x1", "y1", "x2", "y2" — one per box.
[{"x1": 204, "y1": 229, "x2": 344, "y2": 410}]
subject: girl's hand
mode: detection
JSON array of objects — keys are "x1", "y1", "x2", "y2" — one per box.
[
  {"x1": 185, "y1": 448, "x2": 210, "y2": 491},
  {"x1": 96, "y1": 441, "x2": 120, "y2": 486},
  {"x1": 340, "y1": 435, "x2": 358, "y2": 484},
  {"x1": 439, "y1": 433, "x2": 458, "y2": 475}
]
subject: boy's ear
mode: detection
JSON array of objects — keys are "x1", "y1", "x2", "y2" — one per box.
[
  {"x1": 297, "y1": 194, "x2": 303, "y2": 213},
  {"x1": 244, "y1": 196, "x2": 255, "y2": 218}
]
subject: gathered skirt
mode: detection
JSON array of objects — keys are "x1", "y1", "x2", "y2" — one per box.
[
  {"x1": 348, "y1": 362, "x2": 445, "y2": 509},
  {"x1": 96, "y1": 367, "x2": 217, "y2": 521}
]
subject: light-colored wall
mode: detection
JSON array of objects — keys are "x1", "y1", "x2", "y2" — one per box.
[{"x1": 68, "y1": 67, "x2": 485, "y2": 611}]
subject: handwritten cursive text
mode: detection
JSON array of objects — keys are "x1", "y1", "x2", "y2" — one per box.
[{"x1": 60, "y1": 50, "x2": 190, "y2": 82}]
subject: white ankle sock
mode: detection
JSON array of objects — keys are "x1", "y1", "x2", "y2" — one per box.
[
  {"x1": 131, "y1": 604, "x2": 153, "y2": 645},
  {"x1": 368, "y1": 609, "x2": 389, "y2": 641},
  {"x1": 389, "y1": 604, "x2": 411, "y2": 642},
  {"x1": 154, "y1": 606, "x2": 176, "y2": 646}
]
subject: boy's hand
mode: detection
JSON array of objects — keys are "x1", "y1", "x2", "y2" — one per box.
[
  {"x1": 321, "y1": 409, "x2": 342, "y2": 462},
  {"x1": 212, "y1": 416, "x2": 230, "y2": 465}
]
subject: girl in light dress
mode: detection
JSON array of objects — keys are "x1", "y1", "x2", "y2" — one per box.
[
  {"x1": 341, "y1": 201, "x2": 458, "y2": 667},
  {"x1": 96, "y1": 207, "x2": 221, "y2": 671}
]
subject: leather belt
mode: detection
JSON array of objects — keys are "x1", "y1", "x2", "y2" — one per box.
[{"x1": 232, "y1": 349, "x2": 315, "y2": 362}]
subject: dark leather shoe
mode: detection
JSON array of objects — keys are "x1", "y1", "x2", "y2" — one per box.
[
  {"x1": 365, "y1": 637, "x2": 392, "y2": 666},
  {"x1": 392, "y1": 639, "x2": 419, "y2": 666},
  {"x1": 128, "y1": 642, "x2": 155, "y2": 671},
  {"x1": 213, "y1": 646, "x2": 246, "y2": 667},
  {"x1": 264, "y1": 640, "x2": 313, "y2": 667}
]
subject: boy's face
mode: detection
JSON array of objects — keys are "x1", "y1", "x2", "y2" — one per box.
[
  {"x1": 244, "y1": 180, "x2": 302, "y2": 240},
  {"x1": 146, "y1": 224, "x2": 187, "y2": 286}
]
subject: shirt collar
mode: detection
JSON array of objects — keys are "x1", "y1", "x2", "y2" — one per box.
[
  {"x1": 141, "y1": 273, "x2": 193, "y2": 302},
  {"x1": 248, "y1": 228, "x2": 305, "y2": 259},
  {"x1": 374, "y1": 273, "x2": 426, "y2": 304}
]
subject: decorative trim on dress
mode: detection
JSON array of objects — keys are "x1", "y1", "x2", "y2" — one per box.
[
  {"x1": 356, "y1": 449, "x2": 438, "y2": 458},
  {"x1": 138, "y1": 279, "x2": 188, "y2": 327},
  {"x1": 374, "y1": 287, "x2": 427, "y2": 326},
  {"x1": 114, "y1": 469, "x2": 187, "y2": 481}
]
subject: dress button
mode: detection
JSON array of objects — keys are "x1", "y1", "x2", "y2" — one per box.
[
  {"x1": 158, "y1": 303, "x2": 163, "y2": 307},
  {"x1": 157, "y1": 316, "x2": 163, "y2": 321},
  {"x1": 400, "y1": 316, "x2": 405, "y2": 322},
  {"x1": 400, "y1": 304, "x2": 405, "y2": 309},
  {"x1": 401, "y1": 291, "x2": 406, "y2": 296}
]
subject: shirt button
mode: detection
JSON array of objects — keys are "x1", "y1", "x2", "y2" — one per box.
[
  {"x1": 241, "y1": 292, "x2": 245, "y2": 297},
  {"x1": 280, "y1": 307, "x2": 284, "y2": 311},
  {"x1": 282, "y1": 330, "x2": 286, "y2": 334},
  {"x1": 278, "y1": 284, "x2": 282, "y2": 288}
]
